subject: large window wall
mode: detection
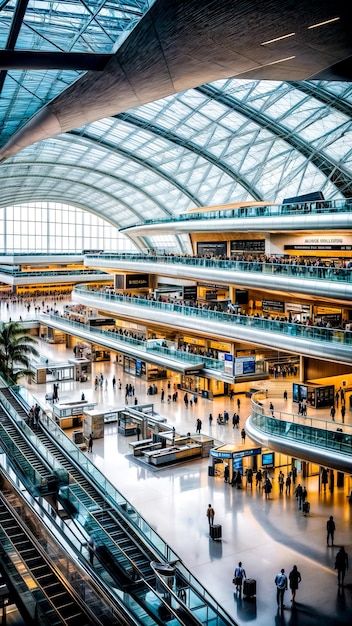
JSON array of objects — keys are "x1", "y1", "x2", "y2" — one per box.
[{"x1": 0, "y1": 202, "x2": 137, "y2": 253}]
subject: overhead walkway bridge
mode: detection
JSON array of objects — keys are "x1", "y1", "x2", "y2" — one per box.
[
  {"x1": 84, "y1": 253, "x2": 352, "y2": 304},
  {"x1": 73, "y1": 286, "x2": 352, "y2": 366},
  {"x1": 246, "y1": 393, "x2": 352, "y2": 474},
  {"x1": 0, "y1": 383, "x2": 239, "y2": 626}
]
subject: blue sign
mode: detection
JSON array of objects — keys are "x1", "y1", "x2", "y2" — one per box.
[
  {"x1": 234, "y1": 447, "x2": 261, "y2": 459},
  {"x1": 210, "y1": 450, "x2": 232, "y2": 459}
]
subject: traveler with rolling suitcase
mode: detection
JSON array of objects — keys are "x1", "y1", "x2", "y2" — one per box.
[
  {"x1": 233, "y1": 561, "x2": 246, "y2": 594},
  {"x1": 302, "y1": 501, "x2": 310, "y2": 516}
]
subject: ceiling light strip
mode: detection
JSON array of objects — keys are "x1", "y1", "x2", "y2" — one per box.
[
  {"x1": 261, "y1": 32, "x2": 295, "y2": 46},
  {"x1": 308, "y1": 17, "x2": 340, "y2": 29}
]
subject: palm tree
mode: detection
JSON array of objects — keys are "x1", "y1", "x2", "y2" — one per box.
[{"x1": 0, "y1": 321, "x2": 39, "y2": 383}]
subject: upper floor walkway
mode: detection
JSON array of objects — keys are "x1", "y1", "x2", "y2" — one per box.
[
  {"x1": 0, "y1": 267, "x2": 110, "y2": 286},
  {"x1": 246, "y1": 392, "x2": 352, "y2": 474},
  {"x1": 73, "y1": 285, "x2": 352, "y2": 365},
  {"x1": 84, "y1": 252, "x2": 352, "y2": 303},
  {"x1": 118, "y1": 198, "x2": 352, "y2": 236}
]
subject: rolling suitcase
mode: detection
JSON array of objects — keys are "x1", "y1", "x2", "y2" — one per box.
[
  {"x1": 209, "y1": 524, "x2": 222, "y2": 540},
  {"x1": 243, "y1": 578, "x2": 256, "y2": 597},
  {"x1": 302, "y1": 501, "x2": 310, "y2": 515}
]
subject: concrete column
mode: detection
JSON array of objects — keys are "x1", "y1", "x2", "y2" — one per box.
[{"x1": 299, "y1": 356, "x2": 305, "y2": 382}]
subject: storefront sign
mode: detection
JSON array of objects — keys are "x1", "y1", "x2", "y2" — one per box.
[
  {"x1": 231, "y1": 239, "x2": 265, "y2": 252},
  {"x1": 125, "y1": 274, "x2": 149, "y2": 289},
  {"x1": 262, "y1": 299, "x2": 285, "y2": 313},
  {"x1": 197, "y1": 242, "x2": 227, "y2": 257},
  {"x1": 183, "y1": 285, "x2": 197, "y2": 300}
]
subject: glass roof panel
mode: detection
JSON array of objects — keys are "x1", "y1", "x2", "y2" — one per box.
[{"x1": 0, "y1": 0, "x2": 155, "y2": 148}]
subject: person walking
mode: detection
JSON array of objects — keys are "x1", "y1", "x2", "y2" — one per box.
[
  {"x1": 209, "y1": 413, "x2": 213, "y2": 426},
  {"x1": 289, "y1": 565, "x2": 301, "y2": 604},
  {"x1": 237, "y1": 397, "x2": 241, "y2": 411},
  {"x1": 233, "y1": 561, "x2": 246, "y2": 594},
  {"x1": 341, "y1": 404, "x2": 346, "y2": 423},
  {"x1": 206, "y1": 504, "x2": 215, "y2": 526},
  {"x1": 327, "y1": 515, "x2": 336, "y2": 546},
  {"x1": 321, "y1": 468, "x2": 329, "y2": 491},
  {"x1": 241, "y1": 427, "x2": 246, "y2": 444},
  {"x1": 335, "y1": 546, "x2": 348, "y2": 587},
  {"x1": 263, "y1": 477, "x2": 272, "y2": 499},
  {"x1": 295, "y1": 483, "x2": 303, "y2": 509},
  {"x1": 285, "y1": 474, "x2": 291, "y2": 495},
  {"x1": 275, "y1": 568, "x2": 288, "y2": 610},
  {"x1": 256, "y1": 469, "x2": 262, "y2": 489},
  {"x1": 330, "y1": 406, "x2": 336, "y2": 421},
  {"x1": 278, "y1": 471, "x2": 284, "y2": 494},
  {"x1": 88, "y1": 433, "x2": 93, "y2": 453}
]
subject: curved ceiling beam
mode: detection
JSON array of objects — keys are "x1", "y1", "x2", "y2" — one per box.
[
  {"x1": 116, "y1": 112, "x2": 262, "y2": 200},
  {"x1": 0, "y1": 174, "x2": 135, "y2": 227},
  {"x1": 289, "y1": 81, "x2": 352, "y2": 118},
  {"x1": 1, "y1": 0, "x2": 351, "y2": 161},
  {"x1": 68, "y1": 129, "x2": 202, "y2": 208},
  {"x1": 0, "y1": 159, "x2": 168, "y2": 223},
  {"x1": 197, "y1": 84, "x2": 352, "y2": 197}
]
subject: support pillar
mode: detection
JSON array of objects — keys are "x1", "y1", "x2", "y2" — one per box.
[{"x1": 299, "y1": 356, "x2": 305, "y2": 382}]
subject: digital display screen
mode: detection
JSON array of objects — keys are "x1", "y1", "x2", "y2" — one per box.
[
  {"x1": 243, "y1": 358, "x2": 255, "y2": 374},
  {"x1": 262, "y1": 452, "x2": 274, "y2": 466}
]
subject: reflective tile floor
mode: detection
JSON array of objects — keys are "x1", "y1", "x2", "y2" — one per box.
[{"x1": 1, "y1": 298, "x2": 352, "y2": 626}]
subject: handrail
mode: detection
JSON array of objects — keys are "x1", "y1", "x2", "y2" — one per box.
[
  {"x1": 0, "y1": 390, "x2": 65, "y2": 474},
  {"x1": 13, "y1": 384, "x2": 238, "y2": 626},
  {"x1": 251, "y1": 394, "x2": 352, "y2": 456},
  {"x1": 39, "y1": 312, "x2": 222, "y2": 371},
  {"x1": 0, "y1": 268, "x2": 108, "y2": 277},
  {"x1": 84, "y1": 253, "x2": 352, "y2": 284},
  {"x1": 74, "y1": 285, "x2": 352, "y2": 348},
  {"x1": 116, "y1": 198, "x2": 352, "y2": 229},
  {"x1": 0, "y1": 454, "x2": 130, "y2": 626}
]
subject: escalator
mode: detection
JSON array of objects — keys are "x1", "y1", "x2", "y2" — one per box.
[
  {"x1": 0, "y1": 491, "x2": 100, "y2": 626},
  {"x1": 1, "y1": 386, "x2": 238, "y2": 626}
]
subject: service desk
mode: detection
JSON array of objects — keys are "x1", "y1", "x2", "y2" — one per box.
[
  {"x1": 118, "y1": 422, "x2": 137, "y2": 436},
  {"x1": 142, "y1": 443, "x2": 202, "y2": 466},
  {"x1": 129, "y1": 439, "x2": 162, "y2": 457},
  {"x1": 52, "y1": 400, "x2": 97, "y2": 430}
]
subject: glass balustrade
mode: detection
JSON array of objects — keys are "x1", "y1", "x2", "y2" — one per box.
[
  {"x1": 251, "y1": 399, "x2": 352, "y2": 455},
  {"x1": 85, "y1": 253, "x2": 352, "y2": 284},
  {"x1": 74, "y1": 286, "x2": 352, "y2": 348},
  {"x1": 115, "y1": 198, "x2": 352, "y2": 229},
  {"x1": 39, "y1": 312, "x2": 221, "y2": 370}
]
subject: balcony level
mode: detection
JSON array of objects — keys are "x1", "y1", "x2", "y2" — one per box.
[
  {"x1": 84, "y1": 254, "x2": 352, "y2": 304},
  {"x1": 73, "y1": 286, "x2": 352, "y2": 366},
  {"x1": 119, "y1": 199, "x2": 352, "y2": 236}
]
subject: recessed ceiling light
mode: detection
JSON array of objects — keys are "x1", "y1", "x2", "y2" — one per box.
[
  {"x1": 266, "y1": 56, "x2": 296, "y2": 66},
  {"x1": 261, "y1": 33, "x2": 295, "y2": 46},
  {"x1": 308, "y1": 17, "x2": 340, "y2": 29}
]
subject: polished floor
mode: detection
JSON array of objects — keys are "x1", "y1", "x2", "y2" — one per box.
[{"x1": 2, "y1": 298, "x2": 352, "y2": 626}]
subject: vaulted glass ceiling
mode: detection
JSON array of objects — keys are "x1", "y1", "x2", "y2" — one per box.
[
  {"x1": 0, "y1": 0, "x2": 154, "y2": 147},
  {"x1": 0, "y1": 2, "x2": 351, "y2": 254}
]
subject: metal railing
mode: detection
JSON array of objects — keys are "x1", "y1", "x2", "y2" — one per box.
[{"x1": 74, "y1": 285, "x2": 352, "y2": 348}]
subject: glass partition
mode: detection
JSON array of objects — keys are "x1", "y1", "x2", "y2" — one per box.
[{"x1": 251, "y1": 395, "x2": 352, "y2": 455}]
